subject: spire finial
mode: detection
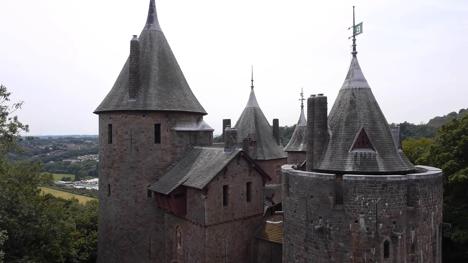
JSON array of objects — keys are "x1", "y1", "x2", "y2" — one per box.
[
  {"x1": 251, "y1": 65, "x2": 254, "y2": 90},
  {"x1": 299, "y1": 88, "x2": 305, "y2": 110},
  {"x1": 348, "y1": 6, "x2": 363, "y2": 57},
  {"x1": 146, "y1": 0, "x2": 161, "y2": 30}
]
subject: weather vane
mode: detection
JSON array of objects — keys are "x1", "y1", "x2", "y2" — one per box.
[
  {"x1": 348, "y1": 6, "x2": 363, "y2": 57},
  {"x1": 251, "y1": 65, "x2": 254, "y2": 90},
  {"x1": 299, "y1": 88, "x2": 305, "y2": 110}
]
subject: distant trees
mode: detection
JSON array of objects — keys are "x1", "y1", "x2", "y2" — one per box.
[{"x1": 0, "y1": 84, "x2": 98, "y2": 262}]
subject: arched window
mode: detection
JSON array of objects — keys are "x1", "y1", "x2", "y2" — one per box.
[{"x1": 384, "y1": 240, "x2": 390, "y2": 259}]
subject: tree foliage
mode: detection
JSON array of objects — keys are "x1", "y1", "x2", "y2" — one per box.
[
  {"x1": 0, "y1": 85, "x2": 97, "y2": 262},
  {"x1": 0, "y1": 85, "x2": 28, "y2": 154},
  {"x1": 402, "y1": 114, "x2": 468, "y2": 261}
]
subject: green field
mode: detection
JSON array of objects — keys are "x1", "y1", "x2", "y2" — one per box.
[
  {"x1": 40, "y1": 187, "x2": 96, "y2": 204},
  {"x1": 42, "y1": 173, "x2": 76, "y2": 181}
]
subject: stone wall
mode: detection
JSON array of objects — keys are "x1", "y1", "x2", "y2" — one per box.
[
  {"x1": 163, "y1": 156, "x2": 265, "y2": 263},
  {"x1": 257, "y1": 158, "x2": 287, "y2": 185},
  {"x1": 97, "y1": 112, "x2": 211, "y2": 263},
  {"x1": 286, "y1": 151, "x2": 306, "y2": 165},
  {"x1": 282, "y1": 165, "x2": 443, "y2": 263}
]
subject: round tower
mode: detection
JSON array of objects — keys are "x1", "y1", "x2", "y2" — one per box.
[
  {"x1": 94, "y1": 1, "x2": 213, "y2": 262},
  {"x1": 282, "y1": 9, "x2": 443, "y2": 263}
]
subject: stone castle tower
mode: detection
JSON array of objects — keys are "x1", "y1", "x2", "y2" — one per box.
[
  {"x1": 233, "y1": 73, "x2": 287, "y2": 184},
  {"x1": 282, "y1": 32, "x2": 443, "y2": 262},
  {"x1": 94, "y1": 1, "x2": 213, "y2": 261},
  {"x1": 284, "y1": 90, "x2": 307, "y2": 164}
]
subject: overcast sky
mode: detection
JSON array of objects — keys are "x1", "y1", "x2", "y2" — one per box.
[{"x1": 1, "y1": 0, "x2": 468, "y2": 136}]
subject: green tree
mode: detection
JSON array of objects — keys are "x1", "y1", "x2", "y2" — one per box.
[
  {"x1": 0, "y1": 84, "x2": 97, "y2": 262},
  {"x1": 401, "y1": 137, "x2": 433, "y2": 164},
  {"x1": 0, "y1": 230, "x2": 6, "y2": 263},
  {"x1": 425, "y1": 115, "x2": 468, "y2": 261},
  {"x1": 0, "y1": 85, "x2": 28, "y2": 154}
]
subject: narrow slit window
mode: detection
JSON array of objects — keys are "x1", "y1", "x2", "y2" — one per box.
[
  {"x1": 147, "y1": 189, "x2": 152, "y2": 198},
  {"x1": 108, "y1": 124, "x2": 113, "y2": 144},
  {"x1": 246, "y1": 182, "x2": 252, "y2": 202},
  {"x1": 223, "y1": 185, "x2": 229, "y2": 207},
  {"x1": 384, "y1": 240, "x2": 390, "y2": 259},
  {"x1": 107, "y1": 184, "x2": 111, "y2": 197},
  {"x1": 154, "y1": 124, "x2": 161, "y2": 144}
]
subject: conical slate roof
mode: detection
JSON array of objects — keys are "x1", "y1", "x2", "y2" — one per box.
[
  {"x1": 318, "y1": 57, "x2": 415, "y2": 174},
  {"x1": 284, "y1": 108, "x2": 307, "y2": 152},
  {"x1": 235, "y1": 89, "x2": 286, "y2": 160},
  {"x1": 95, "y1": 0, "x2": 206, "y2": 114}
]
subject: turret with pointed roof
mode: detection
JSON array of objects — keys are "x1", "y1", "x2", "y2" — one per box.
[
  {"x1": 316, "y1": 56, "x2": 414, "y2": 174},
  {"x1": 95, "y1": 0, "x2": 206, "y2": 115},
  {"x1": 284, "y1": 90, "x2": 307, "y2": 153},
  {"x1": 234, "y1": 72, "x2": 286, "y2": 161}
]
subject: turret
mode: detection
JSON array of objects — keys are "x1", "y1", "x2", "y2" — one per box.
[{"x1": 94, "y1": 1, "x2": 212, "y2": 262}]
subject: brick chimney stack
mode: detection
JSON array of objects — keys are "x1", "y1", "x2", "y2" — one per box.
[
  {"x1": 272, "y1": 118, "x2": 280, "y2": 145},
  {"x1": 222, "y1": 119, "x2": 231, "y2": 142},
  {"x1": 224, "y1": 127, "x2": 238, "y2": 152},
  {"x1": 129, "y1": 35, "x2": 140, "y2": 99},
  {"x1": 306, "y1": 94, "x2": 329, "y2": 171}
]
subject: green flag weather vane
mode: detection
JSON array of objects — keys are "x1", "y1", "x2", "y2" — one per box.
[{"x1": 348, "y1": 6, "x2": 363, "y2": 57}]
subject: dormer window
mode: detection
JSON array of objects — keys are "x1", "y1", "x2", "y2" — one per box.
[{"x1": 350, "y1": 128, "x2": 374, "y2": 151}]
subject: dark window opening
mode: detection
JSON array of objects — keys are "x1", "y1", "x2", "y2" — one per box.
[
  {"x1": 154, "y1": 124, "x2": 161, "y2": 144},
  {"x1": 107, "y1": 184, "x2": 111, "y2": 197},
  {"x1": 246, "y1": 182, "x2": 252, "y2": 202},
  {"x1": 147, "y1": 189, "x2": 152, "y2": 198},
  {"x1": 108, "y1": 124, "x2": 113, "y2": 144},
  {"x1": 384, "y1": 240, "x2": 390, "y2": 259},
  {"x1": 223, "y1": 185, "x2": 229, "y2": 207}
]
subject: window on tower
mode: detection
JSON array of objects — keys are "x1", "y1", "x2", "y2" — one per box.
[
  {"x1": 108, "y1": 124, "x2": 113, "y2": 144},
  {"x1": 154, "y1": 123, "x2": 161, "y2": 144},
  {"x1": 107, "y1": 184, "x2": 111, "y2": 197},
  {"x1": 246, "y1": 182, "x2": 252, "y2": 202},
  {"x1": 383, "y1": 240, "x2": 390, "y2": 259}
]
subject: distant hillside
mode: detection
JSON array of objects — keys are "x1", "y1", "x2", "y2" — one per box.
[
  {"x1": 427, "y1": 108, "x2": 468, "y2": 128},
  {"x1": 393, "y1": 108, "x2": 468, "y2": 140}
]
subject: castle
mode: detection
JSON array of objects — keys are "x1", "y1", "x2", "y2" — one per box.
[{"x1": 95, "y1": 1, "x2": 443, "y2": 262}]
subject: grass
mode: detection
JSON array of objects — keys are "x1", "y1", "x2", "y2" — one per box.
[
  {"x1": 42, "y1": 173, "x2": 76, "y2": 181},
  {"x1": 40, "y1": 187, "x2": 96, "y2": 204}
]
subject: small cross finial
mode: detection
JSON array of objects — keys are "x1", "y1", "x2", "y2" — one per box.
[
  {"x1": 348, "y1": 6, "x2": 363, "y2": 57},
  {"x1": 251, "y1": 65, "x2": 254, "y2": 90},
  {"x1": 299, "y1": 88, "x2": 305, "y2": 110}
]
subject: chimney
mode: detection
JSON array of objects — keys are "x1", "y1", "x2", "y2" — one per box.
[
  {"x1": 306, "y1": 95, "x2": 316, "y2": 171},
  {"x1": 313, "y1": 94, "x2": 329, "y2": 168},
  {"x1": 272, "y1": 119, "x2": 280, "y2": 145},
  {"x1": 224, "y1": 128, "x2": 238, "y2": 152},
  {"x1": 390, "y1": 125, "x2": 401, "y2": 149},
  {"x1": 129, "y1": 35, "x2": 140, "y2": 100},
  {"x1": 306, "y1": 94, "x2": 329, "y2": 171},
  {"x1": 222, "y1": 119, "x2": 231, "y2": 142}
]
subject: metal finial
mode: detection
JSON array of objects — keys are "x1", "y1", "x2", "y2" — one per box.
[
  {"x1": 352, "y1": 6, "x2": 357, "y2": 57},
  {"x1": 251, "y1": 65, "x2": 254, "y2": 90},
  {"x1": 299, "y1": 88, "x2": 305, "y2": 110},
  {"x1": 348, "y1": 6, "x2": 363, "y2": 57}
]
